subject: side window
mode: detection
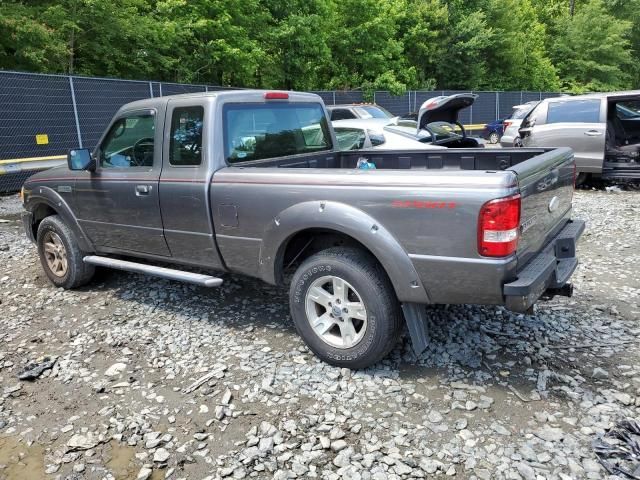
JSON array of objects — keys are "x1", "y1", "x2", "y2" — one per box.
[
  {"x1": 331, "y1": 109, "x2": 356, "y2": 121},
  {"x1": 100, "y1": 112, "x2": 155, "y2": 168},
  {"x1": 170, "y1": 106, "x2": 204, "y2": 166},
  {"x1": 547, "y1": 100, "x2": 600, "y2": 124},
  {"x1": 224, "y1": 103, "x2": 332, "y2": 164}
]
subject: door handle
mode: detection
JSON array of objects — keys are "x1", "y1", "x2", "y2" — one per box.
[
  {"x1": 584, "y1": 130, "x2": 603, "y2": 136},
  {"x1": 135, "y1": 184, "x2": 151, "y2": 196}
]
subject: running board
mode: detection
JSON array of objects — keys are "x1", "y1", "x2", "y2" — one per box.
[{"x1": 83, "y1": 256, "x2": 223, "y2": 287}]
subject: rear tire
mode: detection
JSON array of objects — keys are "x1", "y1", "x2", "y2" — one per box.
[
  {"x1": 289, "y1": 247, "x2": 402, "y2": 369},
  {"x1": 575, "y1": 172, "x2": 589, "y2": 187},
  {"x1": 36, "y1": 215, "x2": 95, "y2": 289},
  {"x1": 489, "y1": 132, "x2": 499, "y2": 144}
]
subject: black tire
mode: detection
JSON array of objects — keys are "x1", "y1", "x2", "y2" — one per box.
[
  {"x1": 36, "y1": 215, "x2": 95, "y2": 289},
  {"x1": 575, "y1": 172, "x2": 589, "y2": 187},
  {"x1": 289, "y1": 247, "x2": 402, "y2": 369},
  {"x1": 489, "y1": 132, "x2": 499, "y2": 144}
]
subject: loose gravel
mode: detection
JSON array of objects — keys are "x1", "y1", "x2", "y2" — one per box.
[{"x1": 0, "y1": 189, "x2": 638, "y2": 480}]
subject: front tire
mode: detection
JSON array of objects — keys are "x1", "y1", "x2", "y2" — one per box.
[
  {"x1": 489, "y1": 132, "x2": 499, "y2": 144},
  {"x1": 36, "y1": 215, "x2": 95, "y2": 289},
  {"x1": 289, "y1": 248, "x2": 402, "y2": 369}
]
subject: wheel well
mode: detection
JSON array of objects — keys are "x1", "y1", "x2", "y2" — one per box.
[
  {"x1": 276, "y1": 228, "x2": 383, "y2": 284},
  {"x1": 31, "y1": 203, "x2": 57, "y2": 237}
]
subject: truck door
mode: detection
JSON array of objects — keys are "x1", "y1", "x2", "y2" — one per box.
[
  {"x1": 74, "y1": 108, "x2": 170, "y2": 256},
  {"x1": 158, "y1": 99, "x2": 224, "y2": 268}
]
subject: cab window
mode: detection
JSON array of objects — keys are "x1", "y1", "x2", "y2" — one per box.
[
  {"x1": 100, "y1": 112, "x2": 155, "y2": 168},
  {"x1": 170, "y1": 106, "x2": 204, "y2": 166},
  {"x1": 224, "y1": 103, "x2": 332, "y2": 164}
]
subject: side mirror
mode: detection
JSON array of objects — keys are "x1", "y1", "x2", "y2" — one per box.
[{"x1": 67, "y1": 148, "x2": 95, "y2": 171}]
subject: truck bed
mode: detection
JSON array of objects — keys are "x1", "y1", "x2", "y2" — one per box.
[{"x1": 233, "y1": 147, "x2": 559, "y2": 172}]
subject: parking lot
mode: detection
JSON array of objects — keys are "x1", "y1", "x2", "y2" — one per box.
[{"x1": 0, "y1": 187, "x2": 638, "y2": 480}]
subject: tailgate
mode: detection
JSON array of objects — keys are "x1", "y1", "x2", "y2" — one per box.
[{"x1": 509, "y1": 147, "x2": 575, "y2": 267}]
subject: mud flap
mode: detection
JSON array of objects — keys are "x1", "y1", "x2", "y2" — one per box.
[{"x1": 401, "y1": 303, "x2": 429, "y2": 356}]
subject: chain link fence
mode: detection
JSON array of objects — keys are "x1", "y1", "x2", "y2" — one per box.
[{"x1": 0, "y1": 69, "x2": 562, "y2": 192}]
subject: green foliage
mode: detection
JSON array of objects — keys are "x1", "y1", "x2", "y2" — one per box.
[
  {"x1": 0, "y1": 0, "x2": 637, "y2": 92},
  {"x1": 551, "y1": 0, "x2": 633, "y2": 92}
]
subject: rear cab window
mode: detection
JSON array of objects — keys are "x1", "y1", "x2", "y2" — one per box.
[
  {"x1": 224, "y1": 102, "x2": 333, "y2": 164},
  {"x1": 169, "y1": 106, "x2": 204, "y2": 166},
  {"x1": 547, "y1": 99, "x2": 601, "y2": 124}
]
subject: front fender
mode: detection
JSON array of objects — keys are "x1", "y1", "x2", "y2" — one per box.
[
  {"x1": 23, "y1": 185, "x2": 95, "y2": 252},
  {"x1": 258, "y1": 200, "x2": 430, "y2": 304}
]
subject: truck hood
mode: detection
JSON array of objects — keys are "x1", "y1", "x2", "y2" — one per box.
[{"x1": 418, "y1": 93, "x2": 477, "y2": 130}]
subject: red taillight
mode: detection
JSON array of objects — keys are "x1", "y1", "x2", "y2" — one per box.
[
  {"x1": 478, "y1": 194, "x2": 521, "y2": 257},
  {"x1": 264, "y1": 91, "x2": 289, "y2": 100},
  {"x1": 503, "y1": 120, "x2": 512, "y2": 130}
]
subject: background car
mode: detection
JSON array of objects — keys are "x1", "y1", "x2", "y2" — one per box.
[
  {"x1": 481, "y1": 119, "x2": 505, "y2": 144},
  {"x1": 327, "y1": 103, "x2": 396, "y2": 121},
  {"x1": 331, "y1": 118, "x2": 444, "y2": 151},
  {"x1": 519, "y1": 91, "x2": 640, "y2": 182},
  {"x1": 500, "y1": 101, "x2": 539, "y2": 147}
]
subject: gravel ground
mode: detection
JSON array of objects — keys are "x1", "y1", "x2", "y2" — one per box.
[{"x1": 0, "y1": 189, "x2": 638, "y2": 480}]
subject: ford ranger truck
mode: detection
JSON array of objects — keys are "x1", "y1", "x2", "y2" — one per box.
[{"x1": 21, "y1": 90, "x2": 584, "y2": 369}]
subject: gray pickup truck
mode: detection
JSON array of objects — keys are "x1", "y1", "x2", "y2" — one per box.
[{"x1": 21, "y1": 90, "x2": 584, "y2": 368}]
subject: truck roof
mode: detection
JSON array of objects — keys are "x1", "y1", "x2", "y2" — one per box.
[
  {"x1": 118, "y1": 90, "x2": 322, "y2": 112},
  {"x1": 540, "y1": 90, "x2": 640, "y2": 103}
]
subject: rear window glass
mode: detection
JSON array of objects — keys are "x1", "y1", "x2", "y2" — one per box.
[
  {"x1": 353, "y1": 105, "x2": 394, "y2": 119},
  {"x1": 547, "y1": 99, "x2": 600, "y2": 124},
  {"x1": 330, "y1": 109, "x2": 357, "y2": 121},
  {"x1": 511, "y1": 105, "x2": 535, "y2": 120},
  {"x1": 224, "y1": 103, "x2": 332, "y2": 164}
]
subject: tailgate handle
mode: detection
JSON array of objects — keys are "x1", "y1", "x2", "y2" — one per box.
[{"x1": 584, "y1": 130, "x2": 603, "y2": 136}]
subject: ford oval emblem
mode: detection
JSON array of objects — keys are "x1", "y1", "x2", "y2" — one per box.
[{"x1": 548, "y1": 196, "x2": 560, "y2": 212}]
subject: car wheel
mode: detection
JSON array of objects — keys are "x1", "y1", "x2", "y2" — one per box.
[
  {"x1": 575, "y1": 172, "x2": 589, "y2": 187},
  {"x1": 37, "y1": 215, "x2": 95, "y2": 289},
  {"x1": 289, "y1": 247, "x2": 402, "y2": 369},
  {"x1": 489, "y1": 132, "x2": 499, "y2": 144},
  {"x1": 513, "y1": 136, "x2": 523, "y2": 147}
]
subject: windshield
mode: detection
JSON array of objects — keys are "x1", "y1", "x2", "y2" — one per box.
[{"x1": 353, "y1": 105, "x2": 394, "y2": 119}]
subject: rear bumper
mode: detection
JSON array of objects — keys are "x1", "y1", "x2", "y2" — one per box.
[{"x1": 504, "y1": 219, "x2": 585, "y2": 312}]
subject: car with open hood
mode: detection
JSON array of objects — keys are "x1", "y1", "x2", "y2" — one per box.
[{"x1": 387, "y1": 94, "x2": 484, "y2": 148}]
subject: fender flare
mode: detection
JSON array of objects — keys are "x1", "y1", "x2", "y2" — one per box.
[
  {"x1": 24, "y1": 185, "x2": 95, "y2": 252},
  {"x1": 258, "y1": 200, "x2": 430, "y2": 304}
]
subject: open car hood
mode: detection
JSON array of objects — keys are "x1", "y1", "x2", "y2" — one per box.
[{"x1": 418, "y1": 93, "x2": 478, "y2": 130}]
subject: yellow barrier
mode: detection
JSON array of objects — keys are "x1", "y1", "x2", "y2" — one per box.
[{"x1": 0, "y1": 154, "x2": 66, "y2": 166}]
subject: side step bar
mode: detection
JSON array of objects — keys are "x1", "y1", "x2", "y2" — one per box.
[{"x1": 83, "y1": 256, "x2": 223, "y2": 287}]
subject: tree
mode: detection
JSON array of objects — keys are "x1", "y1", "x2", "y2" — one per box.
[
  {"x1": 551, "y1": 0, "x2": 633, "y2": 92},
  {"x1": 398, "y1": 0, "x2": 449, "y2": 89},
  {"x1": 482, "y1": 0, "x2": 559, "y2": 91}
]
